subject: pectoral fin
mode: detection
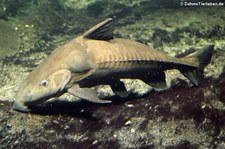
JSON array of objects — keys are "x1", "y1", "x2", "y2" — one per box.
[
  {"x1": 110, "y1": 80, "x2": 129, "y2": 97},
  {"x1": 68, "y1": 84, "x2": 111, "y2": 103}
]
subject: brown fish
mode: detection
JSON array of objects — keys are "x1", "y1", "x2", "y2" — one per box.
[{"x1": 13, "y1": 18, "x2": 214, "y2": 112}]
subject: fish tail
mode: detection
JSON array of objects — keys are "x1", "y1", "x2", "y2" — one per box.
[{"x1": 179, "y1": 45, "x2": 214, "y2": 86}]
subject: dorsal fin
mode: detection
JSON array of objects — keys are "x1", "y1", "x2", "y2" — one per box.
[{"x1": 82, "y1": 18, "x2": 113, "y2": 40}]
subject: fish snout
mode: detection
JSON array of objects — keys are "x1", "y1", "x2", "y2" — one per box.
[{"x1": 13, "y1": 100, "x2": 32, "y2": 112}]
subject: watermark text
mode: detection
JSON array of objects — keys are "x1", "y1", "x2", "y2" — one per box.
[{"x1": 180, "y1": 1, "x2": 224, "y2": 7}]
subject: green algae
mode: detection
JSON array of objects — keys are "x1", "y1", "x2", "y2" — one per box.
[
  {"x1": 115, "y1": 8, "x2": 225, "y2": 54},
  {"x1": 0, "y1": 20, "x2": 20, "y2": 59}
]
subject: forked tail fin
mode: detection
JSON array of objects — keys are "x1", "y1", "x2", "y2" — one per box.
[{"x1": 179, "y1": 45, "x2": 214, "y2": 86}]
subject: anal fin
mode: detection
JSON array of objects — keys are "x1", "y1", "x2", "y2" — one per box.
[
  {"x1": 180, "y1": 69, "x2": 203, "y2": 86},
  {"x1": 142, "y1": 71, "x2": 167, "y2": 89},
  {"x1": 68, "y1": 84, "x2": 111, "y2": 103},
  {"x1": 110, "y1": 80, "x2": 129, "y2": 97}
]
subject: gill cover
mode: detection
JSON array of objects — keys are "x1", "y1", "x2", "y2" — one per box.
[{"x1": 27, "y1": 69, "x2": 71, "y2": 105}]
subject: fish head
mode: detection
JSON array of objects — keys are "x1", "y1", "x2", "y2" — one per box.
[
  {"x1": 13, "y1": 69, "x2": 71, "y2": 112},
  {"x1": 12, "y1": 18, "x2": 113, "y2": 112}
]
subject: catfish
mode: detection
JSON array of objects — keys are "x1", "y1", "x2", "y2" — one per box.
[{"x1": 13, "y1": 18, "x2": 214, "y2": 112}]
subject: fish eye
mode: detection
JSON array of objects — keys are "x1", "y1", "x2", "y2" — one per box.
[{"x1": 40, "y1": 80, "x2": 48, "y2": 86}]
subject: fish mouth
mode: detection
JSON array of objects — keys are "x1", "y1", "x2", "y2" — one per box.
[{"x1": 12, "y1": 102, "x2": 32, "y2": 112}]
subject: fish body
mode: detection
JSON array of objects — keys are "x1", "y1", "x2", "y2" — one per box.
[{"x1": 13, "y1": 18, "x2": 214, "y2": 112}]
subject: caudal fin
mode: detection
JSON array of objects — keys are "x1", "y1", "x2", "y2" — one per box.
[{"x1": 180, "y1": 45, "x2": 214, "y2": 86}]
